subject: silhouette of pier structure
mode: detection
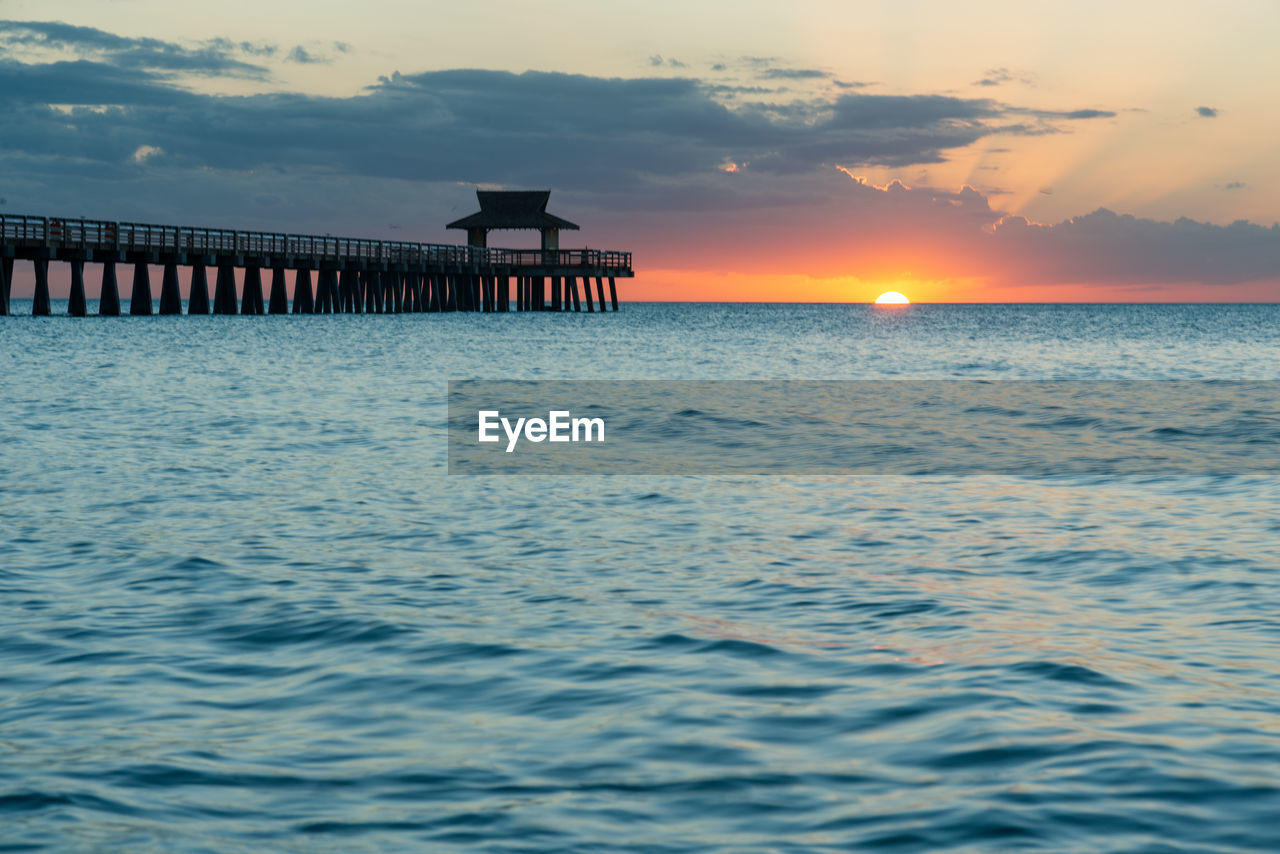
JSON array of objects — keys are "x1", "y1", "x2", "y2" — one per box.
[{"x1": 0, "y1": 191, "x2": 630, "y2": 316}]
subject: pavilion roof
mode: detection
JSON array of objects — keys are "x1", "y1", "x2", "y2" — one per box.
[{"x1": 446, "y1": 190, "x2": 579, "y2": 231}]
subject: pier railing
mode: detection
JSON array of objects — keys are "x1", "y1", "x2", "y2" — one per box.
[{"x1": 0, "y1": 213, "x2": 631, "y2": 271}]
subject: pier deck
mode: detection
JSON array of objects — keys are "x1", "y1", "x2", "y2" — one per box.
[{"x1": 0, "y1": 213, "x2": 631, "y2": 316}]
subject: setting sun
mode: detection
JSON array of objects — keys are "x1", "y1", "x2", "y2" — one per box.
[{"x1": 874, "y1": 291, "x2": 911, "y2": 304}]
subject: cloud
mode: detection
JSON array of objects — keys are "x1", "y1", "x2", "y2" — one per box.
[
  {"x1": 210, "y1": 38, "x2": 277, "y2": 59},
  {"x1": 724, "y1": 56, "x2": 835, "y2": 82},
  {"x1": 643, "y1": 173, "x2": 1280, "y2": 294},
  {"x1": 131, "y1": 144, "x2": 163, "y2": 163},
  {"x1": 649, "y1": 54, "x2": 685, "y2": 68},
  {"x1": 1007, "y1": 107, "x2": 1116, "y2": 124},
  {"x1": 973, "y1": 67, "x2": 1034, "y2": 87},
  {"x1": 0, "y1": 19, "x2": 271, "y2": 79},
  {"x1": 1054, "y1": 108, "x2": 1114, "y2": 120},
  {"x1": 0, "y1": 56, "x2": 1118, "y2": 197},
  {"x1": 760, "y1": 67, "x2": 829, "y2": 80},
  {"x1": 706, "y1": 84, "x2": 785, "y2": 96},
  {"x1": 986, "y1": 209, "x2": 1280, "y2": 289},
  {"x1": 286, "y1": 45, "x2": 327, "y2": 64},
  {"x1": 0, "y1": 58, "x2": 199, "y2": 106},
  {"x1": 1196, "y1": 106, "x2": 1218, "y2": 118}
]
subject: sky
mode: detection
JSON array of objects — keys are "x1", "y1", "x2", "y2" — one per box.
[{"x1": 2, "y1": 0, "x2": 1280, "y2": 301}]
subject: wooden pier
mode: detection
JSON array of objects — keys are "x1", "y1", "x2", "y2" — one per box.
[{"x1": 0, "y1": 193, "x2": 631, "y2": 317}]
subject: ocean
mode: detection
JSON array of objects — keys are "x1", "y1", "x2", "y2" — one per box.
[{"x1": 3, "y1": 302, "x2": 1279, "y2": 852}]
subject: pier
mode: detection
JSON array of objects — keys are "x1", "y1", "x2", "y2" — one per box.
[{"x1": 0, "y1": 192, "x2": 631, "y2": 317}]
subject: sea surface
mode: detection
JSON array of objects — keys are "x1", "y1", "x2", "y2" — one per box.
[{"x1": 3, "y1": 302, "x2": 1280, "y2": 852}]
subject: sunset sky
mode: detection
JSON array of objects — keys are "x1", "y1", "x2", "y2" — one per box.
[{"x1": 3, "y1": 0, "x2": 1280, "y2": 301}]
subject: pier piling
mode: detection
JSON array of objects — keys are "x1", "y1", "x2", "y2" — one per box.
[
  {"x1": 0, "y1": 257, "x2": 12, "y2": 316},
  {"x1": 159, "y1": 262, "x2": 182, "y2": 314},
  {"x1": 314, "y1": 268, "x2": 330, "y2": 314},
  {"x1": 408, "y1": 272, "x2": 422, "y2": 312},
  {"x1": 373, "y1": 270, "x2": 386, "y2": 314},
  {"x1": 323, "y1": 268, "x2": 341, "y2": 314},
  {"x1": 338, "y1": 269, "x2": 355, "y2": 313},
  {"x1": 268, "y1": 267, "x2": 288, "y2": 314},
  {"x1": 385, "y1": 270, "x2": 401, "y2": 313},
  {"x1": 331, "y1": 269, "x2": 343, "y2": 312},
  {"x1": 361, "y1": 270, "x2": 375, "y2": 313},
  {"x1": 68, "y1": 260, "x2": 86, "y2": 317},
  {"x1": 33, "y1": 258, "x2": 51, "y2": 316},
  {"x1": 99, "y1": 259, "x2": 121, "y2": 316},
  {"x1": 189, "y1": 263, "x2": 210, "y2": 315},
  {"x1": 430, "y1": 273, "x2": 443, "y2": 312},
  {"x1": 129, "y1": 262, "x2": 152, "y2": 316},
  {"x1": 293, "y1": 267, "x2": 314, "y2": 314},
  {"x1": 242, "y1": 266, "x2": 265, "y2": 315},
  {"x1": 213, "y1": 263, "x2": 236, "y2": 315}
]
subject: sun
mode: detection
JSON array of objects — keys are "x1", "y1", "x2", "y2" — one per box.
[{"x1": 874, "y1": 291, "x2": 911, "y2": 305}]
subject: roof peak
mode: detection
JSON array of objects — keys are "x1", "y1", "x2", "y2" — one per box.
[
  {"x1": 477, "y1": 190, "x2": 550, "y2": 213},
  {"x1": 447, "y1": 189, "x2": 579, "y2": 231}
]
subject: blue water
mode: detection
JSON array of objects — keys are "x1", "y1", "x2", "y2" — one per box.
[{"x1": 3, "y1": 302, "x2": 1280, "y2": 852}]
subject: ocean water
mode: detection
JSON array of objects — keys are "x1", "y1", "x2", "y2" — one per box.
[{"x1": 3, "y1": 302, "x2": 1280, "y2": 852}]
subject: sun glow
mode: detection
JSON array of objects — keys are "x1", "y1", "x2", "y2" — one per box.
[{"x1": 874, "y1": 291, "x2": 911, "y2": 304}]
